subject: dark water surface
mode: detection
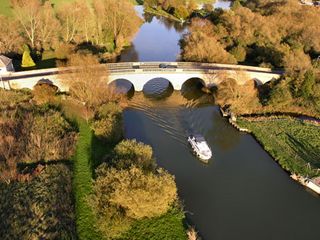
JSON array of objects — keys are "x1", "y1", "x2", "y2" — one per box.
[{"x1": 119, "y1": 4, "x2": 320, "y2": 240}]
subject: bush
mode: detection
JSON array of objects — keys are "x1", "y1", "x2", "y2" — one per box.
[
  {"x1": 0, "y1": 164, "x2": 76, "y2": 239},
  {"x1": 111, "y1": 139, "x2": 156, "y2": 171},
  {"x1": 91, "y1": 102, "x2": 123, "y2": 142},
  {"x1": 230, "y1": 45, "x2": 247, "y2": 62},
  {"x1": 268, "y1": 79, "x2": 293, "y2": 106},
  {"x1": 90, "y1": 165, "x2": 178, "y2": 238},
  {"x1": 0, "y1": 89, "x2": 32, "y2": 109},
  {"x1": 22, "y1": 110, "x2": 76, "y2": 163},
  {"x1": 32, "y1": 83, "x2": 58, "y2": 104},
  {"x1": 300, "y1": 70, "x2": 315, "y2": 99},
  {"x1": 97, "y1": 102, "x2": 123, "y2": 118},
  {"x1": 55, "y1": 43, "x2": 75, "y2": 60},
  {"x1": 21, "y1": 45, "x2": 35, "y2": 68},
  {"x1": 174, "y1": 6, "x2": 189, "y2": 19}
]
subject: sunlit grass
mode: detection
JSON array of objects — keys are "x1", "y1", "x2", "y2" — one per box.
[
  {"x1": 238, "y1": 118, "x2": 320, "y2": 178},
  {"x1": 0, "y1": 0, "x2": 12, "y2": 16},
  {"x1": 72, "y1": 120, "x2": 104, "y2": 240}
]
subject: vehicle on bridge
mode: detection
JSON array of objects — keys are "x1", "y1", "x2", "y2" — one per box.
[{"x1": 159, "y1": 63, "x2": 177, "y2": 69}]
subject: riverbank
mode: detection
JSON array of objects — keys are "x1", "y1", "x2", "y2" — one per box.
[
  {"x1": 232, "y1": 116, "x2": 320, "y2": 194},
  {"x1": 144, "y1": 7, "x2": 183, "y2": 22},
  {"x1": 61, "y1": 98, "x2": 188, "y2": 239}
]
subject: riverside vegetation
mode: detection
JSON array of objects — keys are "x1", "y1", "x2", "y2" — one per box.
[
  {"x1": 0, "y1": 89, "x2": 77, "y2": 239},
  {"x1": 0, "y1": 52, "x2": 188, "y2": 239},
  {"x1": 178, "y1": 0, "x2": 320, "y2": 180},
  {"x1": 237, "y1": 118, "x2": 320, "y2": 178},
  {"x1": 0, "y1": 0, "x2": 141, "y2": 69}
]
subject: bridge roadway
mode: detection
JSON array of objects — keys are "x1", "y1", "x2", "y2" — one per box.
[{"x1": 0, "y1": 62, "x2": 282, "y2": 92}]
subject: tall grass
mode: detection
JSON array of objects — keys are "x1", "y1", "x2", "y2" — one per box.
[
  {"x1": 238, "y1": 118, "x2": 320, "y2": 178},
  {"x1": 73, "y1": 120, "x2": 103, "y2": 240}
]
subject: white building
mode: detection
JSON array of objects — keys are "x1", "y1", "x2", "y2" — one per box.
[{"x1": 0, "y1": 55, "x2": 15, "y2": 74}]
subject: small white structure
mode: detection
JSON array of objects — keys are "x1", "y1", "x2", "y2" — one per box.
[
  {"x1": 188, "y1": 134, "x2": 212, "y2": 162},
  {"x1": 306, "y1": 177, "x2": 320, "y2": 194},
  {"x1": 0, "y1": 55, "x2": 15, "y2": 74}
]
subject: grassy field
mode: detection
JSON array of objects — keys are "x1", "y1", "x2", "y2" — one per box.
[
  {"x1": 0, "y1": 0, "x2": 140, "y2": 16},
  {"x1": 62, "y1": 100, "x2": 187, "y2": 240},
  {"x1": 237, "y1": 118, "x2": 320, "y2": 178},
  {"x1": 0, "y1": 0, "x2": 12, "y2": 16},
  {"x1": 118, "y1": 207, "x2": 187, "y2": 240},
  {"x1": 0, "y1": 164, "x2": 76, "y2": 239},
  {"x1": 0, "y1": 0, "x2": 83, "y2": 16},
  {"x1": 72, "y1": 119, "x2": 104, "y2": 240}
]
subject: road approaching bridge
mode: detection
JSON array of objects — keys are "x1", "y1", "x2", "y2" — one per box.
[{"x1": 0, "y1": 62, "x2": 282, "y2": 92}]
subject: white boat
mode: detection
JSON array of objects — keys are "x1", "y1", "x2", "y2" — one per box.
[{"x1": 188, "y1": 134, "x2": 212, "y2": 162}]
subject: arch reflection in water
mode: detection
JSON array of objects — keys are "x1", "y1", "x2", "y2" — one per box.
[
  {"x1": 181, "y1": 78, "x2": 206, "y2": 100},
  {"x1": 109, "y1": 79, "x2": 135, "y2": 98},
  {"x1": 143, "y1": 78, "x2": 174, "y2": 99}
]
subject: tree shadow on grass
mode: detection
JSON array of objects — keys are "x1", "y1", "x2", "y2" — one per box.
[
  {"x1": 286, "y1": 133, "x2": 320, "y2": 169},
  {"x1": 90, "y1": 133, "x2": 120, "y2": 177}
]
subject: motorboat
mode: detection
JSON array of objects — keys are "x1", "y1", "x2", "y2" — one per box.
[{"x1": 188, "y1": 134, "x2": 212, "y2": 162}]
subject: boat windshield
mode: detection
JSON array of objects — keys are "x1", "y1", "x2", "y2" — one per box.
[{"x1": 194, "y1": 135, "x2": 205, "y2": 142}]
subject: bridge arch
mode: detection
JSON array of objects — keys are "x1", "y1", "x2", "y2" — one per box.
[
  {"x1": 108, "y1": 78, "x2": 135, "y2": 96},
  {"x1": 143, "y1": 77, "x2": 174, "y2": 99},
  {"x1": 181, "y1": 77, "x2": 206, "y2": 100},
  {"x1": 34, "y1": 78, "x2": 60, "y2": 92}
]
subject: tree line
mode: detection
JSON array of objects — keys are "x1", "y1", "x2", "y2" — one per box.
[
  {"x1": 0, "y1": 0, "x2": 141, "y2": 63},
  {"x1": 181, "y1": 0, "x2": 320, "y2": 116},
  {"x1": 143, "y1": 0, "x2": 200, "y2": 19}
]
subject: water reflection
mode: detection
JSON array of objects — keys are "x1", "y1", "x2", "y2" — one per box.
[
  {"x1": 119, "y1": 6, "x2": 187, "y2": 62},
  {"x1": 124, "y1": 89, "x2": 320, "y2": 240},
  {"x1": 109, "y1": 79, "x2": 135, "y2": 98},
  {"x1": 143, "y1": 78, "x2": 174, "y2": 99},
  {"x1": 181, "y1": 78, "x2": 205, "y2": 100}
]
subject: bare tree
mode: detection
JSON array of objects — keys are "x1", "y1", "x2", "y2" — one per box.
[
  {"x1": 0, "y1": 16, "x2": 23, "y2": 54},
  {"x1": 11, "y1": 0, "x2": 42, "y2": 49},
  {"x1": 92, "y1": 0, "x2": 141, "y2": 50},
  {"x1": 11, "y1": 0, "x2": 59, "y2": 50},
  {"x1": 57, "y1": 0, "x2": 92, "y2": 44},
  {"x1": 38, "y1": 1, "x2": 61, "y2": 50},
  {"x1": 58, "y1": 54, "x2": 122, "y2": 112}
]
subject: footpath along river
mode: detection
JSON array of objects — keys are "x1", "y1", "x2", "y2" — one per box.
[{"x1": 117, "y1": 3, "x2": 320, "y2": 240}]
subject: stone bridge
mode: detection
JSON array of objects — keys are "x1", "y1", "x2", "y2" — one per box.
[{"x1": 0, "y1": 62, "x2": 282, "y2": 92}]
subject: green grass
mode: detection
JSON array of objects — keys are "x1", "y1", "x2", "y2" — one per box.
[
  {"x1": 73, "y1": 120, "x2": 104, "y2": 240},
  {"x1": 0, "y1": 0, "x2": 83, "y2": 17},
  {"x1": 0, "y1": 0, "x2": 12, "y2": 16},
  {"x1": 62, "y1": 100, "x2": 187, "y2": 240},
  {"x1": 237, "y1": 118, "x2": 320, "y2": 178},
  {"x1": 0, "y1": 0, "x2": 140, "y2": 16},
  {"x1": 117, "y1": 207, "x2": 187, "y2": 240},
  {"x1": 0, "y1": 163, "x2": 76, "y2": 239}
]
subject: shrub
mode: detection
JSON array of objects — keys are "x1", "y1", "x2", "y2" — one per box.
[
  {"x1": 97, "y1": 102, "x2": 123, "y2": 118},
  {"x1": 230, "y1": 45, "x2": 247, "y2": 62},
  {"x1": 111, "y1": 139, "x2": 156, "y2": 171},
  {"x1": 21, "y1": 45, "x2": 36, "y2": 68},
  {"x1": 55, "y1": 43, "x2": 74, "y2": 60},
  {"x1": 89, "y1": 165, "x2": 178, "y2": 238},
  {"x1": 174, "y1": 6, "x2": 189, "y2": 19},
  {"x1": 300, "y1": 70, "x2": 315, "y2": 99},
  {"x1": 0, "y1": 89, "x2": 32, "y2": 108},
  {"x1": 0, "y1": 164, "x2": 76, "y2": 239},
  {"x1": 268, "y1": 79, "x2": 293, "y2": 106},
  {"x1": 32, "y1": 83, "x2": 58, "y2": 104},
  {"x1": 24, "y1": 110, "x2": 77, "y2": 163},
  {"x1": 91, "y1": 102, "x2": 123, "y2": 142}
]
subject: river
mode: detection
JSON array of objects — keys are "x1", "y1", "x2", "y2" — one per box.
[{"x1": 119, "y1": 3, "x2": 320, "y2": 240}]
